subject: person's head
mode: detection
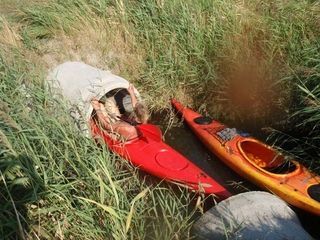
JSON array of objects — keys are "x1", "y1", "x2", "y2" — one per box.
[{"x1": 134, "y1": 102, "x2": 148, "y2": 124}]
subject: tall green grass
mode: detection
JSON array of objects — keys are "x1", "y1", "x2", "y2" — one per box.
[
  {"x1": 267, "y1": 43, "x2": 320, "y2": 171},
  {"x1": 1, "y1": 0, "x2": 320, "y2": 238},
  {"x1": 0, "y1": 49, "x2": 195, "y2": 239},
  {"x1": 258, "y1": 2, "x2": 320, "y2": 170},
  {"x1": 18, "y1": 0, "x2": 320, "y2": 122}
]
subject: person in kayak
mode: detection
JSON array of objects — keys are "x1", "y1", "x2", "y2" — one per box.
[{"x1": 91, "y1": 84, "x2": 148, "y2": 141}]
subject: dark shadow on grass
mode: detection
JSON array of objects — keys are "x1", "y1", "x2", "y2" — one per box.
[{"x1": 0, "y1": 152, "x2": 45, "y2": 239}]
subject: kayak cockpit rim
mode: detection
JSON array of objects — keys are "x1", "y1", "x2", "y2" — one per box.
[{"x1": 237, "y1": 139, "x2": 301, "y2": 177}]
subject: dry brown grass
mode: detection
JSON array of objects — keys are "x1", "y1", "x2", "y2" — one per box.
[
  {"x1": 1, "y1": 0, "x2": 146, "y2": 88},
  {"x1": 36, "y1": 17, "x2": 145, "y2": 82},
  {"x1": 0, "y1": 0, "x2": 48, "y2": 16},
  {"x1": 0, "y1": 17, "x2": 22, "y2": 47}
]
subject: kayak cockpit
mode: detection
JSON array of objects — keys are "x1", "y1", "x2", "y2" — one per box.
[{"x1": 238, "y1": 139, "x2": 300, "y2": 176}]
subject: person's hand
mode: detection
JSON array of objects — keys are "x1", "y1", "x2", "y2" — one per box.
[
  {"x1": 91, "y1": 98, "x2": 101, "y2": 110},
  {"x1": 128, "y1": 84, "x2": 138, "y2": 108},
  {"x1": 128, "y1": 84, "x2": 135, "y2": 95}
]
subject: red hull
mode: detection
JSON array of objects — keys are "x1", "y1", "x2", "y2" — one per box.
[{"x1": 90, "y1": 120, "x2": 230, "y2": 199}]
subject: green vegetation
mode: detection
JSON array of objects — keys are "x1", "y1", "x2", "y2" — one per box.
[
  {"x1": 1, "y1": 0, "x2": 320, "y2": 238},
  {"x1": 0, "y1": 50, "x2": 195, "y2": 238}
]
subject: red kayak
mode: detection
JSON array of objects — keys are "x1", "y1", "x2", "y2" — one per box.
[{"x1": 90, "y1": 119, "x2": 231, "y2": 199}]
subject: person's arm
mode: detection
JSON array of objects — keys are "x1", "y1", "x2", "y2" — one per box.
[
  {"x1": 128, "y1": 84, "x2": 138, "y2": 108},
  {"x1": 127, "y1": 84, "x2": 149, "y2": 124},
  {"x1": 91, "y1": 98, "x2": 111, "y2": 130}
]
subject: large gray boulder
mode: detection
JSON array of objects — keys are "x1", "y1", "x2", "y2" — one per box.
[{"x1": 193, "y1": 191, "x2": 312, "y2": 240}]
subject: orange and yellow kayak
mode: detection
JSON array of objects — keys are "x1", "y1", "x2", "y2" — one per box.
[{"x1": 172, "y1": 99, "x2": 320, "y2": 215}]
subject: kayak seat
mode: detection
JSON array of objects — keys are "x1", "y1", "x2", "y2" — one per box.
[{"x1": 239, "y1": 140, "x2": 297, "y2": 174}]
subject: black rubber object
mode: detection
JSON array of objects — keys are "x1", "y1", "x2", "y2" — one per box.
[
  {"x1": 308, "y1": 184, "x2": 320, "y2": 202},
  {"x1": 194, "y1": 116, "x2": 213, "y2": 125}
]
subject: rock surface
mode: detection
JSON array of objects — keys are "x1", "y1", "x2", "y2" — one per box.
[{"x1": 193, "y1": 191, "x2": 312, "y2": 240}]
